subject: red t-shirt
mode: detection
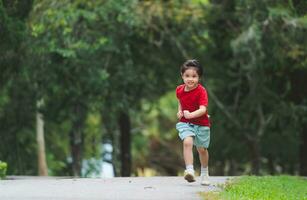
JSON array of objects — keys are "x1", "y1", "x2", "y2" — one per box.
[{"x1": 176, "y1": 84, "x2": 210, "y2": 126}]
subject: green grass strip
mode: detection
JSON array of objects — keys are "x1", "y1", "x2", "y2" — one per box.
[{"x1": 203, "y1": 176, "x2": 307, "y2": 200}]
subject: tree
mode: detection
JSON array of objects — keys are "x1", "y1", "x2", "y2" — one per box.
[
  {"x1": 0, "y1": 0, "x2": 37, "y2": 175},
  {"x1": 28, "y1": 0, "x2": 109, "y2": 176},
  {"x1": 36, "y1": 100, "x2": 48, "y2": 175},
  {"x1": 205, "y1": 0, "x2": 307, "y2": 175}
]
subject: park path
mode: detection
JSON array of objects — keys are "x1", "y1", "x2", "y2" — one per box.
[{"x1": 0, "y1": 176, "x2": 231, "y2": 200}]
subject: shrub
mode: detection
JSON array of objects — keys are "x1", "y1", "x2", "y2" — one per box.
[{"x1": 0, "y1": 161, "x2": 7, "y2": 179}]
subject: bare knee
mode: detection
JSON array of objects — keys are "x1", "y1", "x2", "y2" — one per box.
[
  {"x1": 183, "y1": 137, "x2": 193, "y2": 149},
  {"x1": 197, "y1": 147, "x2": 207, "y2": 155}
]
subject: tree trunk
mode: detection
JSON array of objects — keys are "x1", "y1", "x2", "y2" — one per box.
[
  {"x1": 217, "y1": 161, "x2": 225, "y2": 176},
  {"x1": 70, "y1": 104, "x2": 85, "y2": 177},
  {"x1": 36, "y1": 100, "x2": 48, "y2": 176},
  {"x1": 247, "y1": 139, "x2": 261, "y2": 175},
  {"x1": 289, "y1": 69, "x2": 307, "y2": 175},
  {"x1": 299, "y1": 123, "x2": 307, "y2": 175},
  {"x1": 118, "y1": 111, "x2": 131, "y2": 177},
  {"x1": 267, "y1": 155, "x2": 275, "y2": 175},
  {"x1": 102, "y1": 113, "x2": 119, "y2": 177}
]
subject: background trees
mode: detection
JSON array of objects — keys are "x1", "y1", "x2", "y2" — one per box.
[
  {"x1": 0, "y1": 0, "x2": 36, "y2": 175},
  {"x1": 0, "y1": 0, "x2": 306, "y2": 177},
  {"x1": 205, "y1": 0, "x2": 307, "y2": 175}
]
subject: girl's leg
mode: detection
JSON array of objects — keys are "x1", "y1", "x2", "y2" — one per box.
[
  {"x1": 183, "y1": 136, "x2": 194, "y2": 166},
  {"x1": 183, "y1": 136, "x2": 195, "y2": 182},
  {"x1": 197, "y1": 147, "x2": 209, "y2": 167},
  {"x1": 197, "y1": 147, "x2": 210, "y2": 185}
]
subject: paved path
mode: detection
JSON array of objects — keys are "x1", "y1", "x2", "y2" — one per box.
[{"x1": 0, "y1": 176, "x2": 231, "y2": 200}]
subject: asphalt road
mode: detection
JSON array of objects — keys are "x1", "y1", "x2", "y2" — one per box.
[{"x1": 0, "y1": 176, "x2": 231, "y2": 200}]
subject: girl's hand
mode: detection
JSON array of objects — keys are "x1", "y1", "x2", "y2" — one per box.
[
  {"x1": 177, "y1": 110, "x2": 183, "y2": 119},
  {"x1": 183, "y1": 110, "x2": 192, "y2": 119}
]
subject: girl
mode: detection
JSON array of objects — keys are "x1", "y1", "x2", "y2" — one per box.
[{"x1": 175, "y1": 59, "x2": 211, "y2": 185}]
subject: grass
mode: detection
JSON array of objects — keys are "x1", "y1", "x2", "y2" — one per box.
[{"x1": 202, "y1": 176, "x2": 307, "y2": 200}]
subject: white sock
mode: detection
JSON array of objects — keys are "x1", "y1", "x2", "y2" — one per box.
[
  {"x1": 186, "y1": 165, "x2": 194, "y2": 172},
  {"x1": 201, "y1": 166, "x2": 209, "y2": 176}
]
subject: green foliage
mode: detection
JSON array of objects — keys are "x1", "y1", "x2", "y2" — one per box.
[
  {"x1": 44, "y1": 120, "x2": 71, "y2": 176},
  {"x1": 83, "y1": 113, "x2": 102, "y2": 159},
  {"x1": 0, "y1": 0, "x2": 32, "y2": 86},
  {"x1": 205, "y1": 0, "x2": 307, "y2": 175},
  {"x1": 132, "y1": 91, "x2": 183, "y2": 175},
  {"x1": 1, "y1": 0, "x2": 306, "y2": 176},
  {"x1": 0, "y1": 161, "x2": 7, "y2": 179},
  {"x1": 0, "y1": 0, "x2": 37, "y2": 175}
]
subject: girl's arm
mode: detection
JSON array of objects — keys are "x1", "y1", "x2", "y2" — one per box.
[
  {"x1": 177, "y1": 101, "x2": 183, "y2": 119},
  {"x1": 183, "y1": 105, "x2": 207, "y2": 119}
]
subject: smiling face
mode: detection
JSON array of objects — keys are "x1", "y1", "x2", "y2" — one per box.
[{"x1": 181, "y1": 67, "x2": 200, "y2": 91}]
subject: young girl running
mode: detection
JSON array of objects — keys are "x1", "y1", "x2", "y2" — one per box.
[{"x1": 175, "y1": 59, "x2": 211, "y2": 185}]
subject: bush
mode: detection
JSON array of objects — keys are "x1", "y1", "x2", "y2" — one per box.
[{"x1": 0, "y1": 161, "x2": 7, "y2": 179}]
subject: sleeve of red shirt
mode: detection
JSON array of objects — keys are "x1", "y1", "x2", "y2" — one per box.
[
  {"x1": 176, "y1": 85, "x2": 183, "y2": 99},
  {"x1": 199, "y1": 87, "x2": 208, "y2": 107}
]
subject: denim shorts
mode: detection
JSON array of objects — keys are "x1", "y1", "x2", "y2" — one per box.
[{"x1": 176, "y1": 122, "x2": 210, "y2": 148}]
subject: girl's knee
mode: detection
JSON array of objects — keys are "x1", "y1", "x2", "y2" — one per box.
[
  {"x1": 183, "y1": 138, "x2": 193, "y2": 148},
  {"x1": 197, "y1": 147, "x2": 207, "y2": 154}
]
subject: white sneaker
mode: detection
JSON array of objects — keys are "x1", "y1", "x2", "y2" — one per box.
[
  {"x1": 184, "y1": 169, "x2": 196, "y2": 183},
  {"x1": 200, "y1": 174, "x2": 210, "y2": 185}
]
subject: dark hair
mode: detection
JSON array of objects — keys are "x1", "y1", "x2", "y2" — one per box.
[{"x1": 181, "y1": 59, "x2": 203, "y2": 77}]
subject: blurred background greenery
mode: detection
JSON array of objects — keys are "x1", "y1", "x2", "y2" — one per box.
[{"x1": 0, "y1": 0, "x2": 306, "y2": 177}]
